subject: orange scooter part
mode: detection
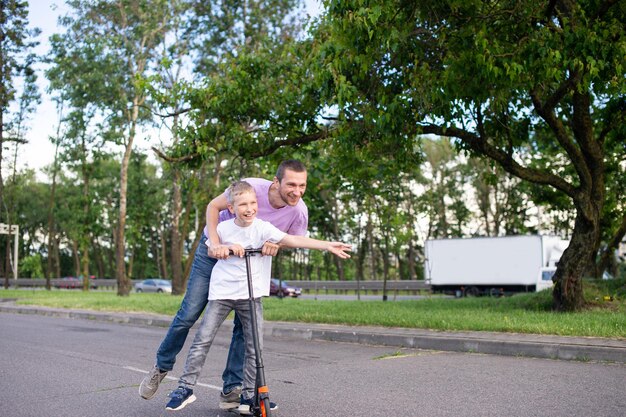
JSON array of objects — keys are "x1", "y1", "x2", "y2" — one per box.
[{"x1": 258, "y1": 386, "x2": 270, "y2": 417}]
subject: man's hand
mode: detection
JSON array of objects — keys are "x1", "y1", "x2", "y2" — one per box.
[
  {"x1": 208, "y1": 244, "x2": 231, "y2": 259},
  {"x1": 261, "y1": 241, "x2": 280, "y2": 257},
  {"x1": 327, "y1": 242, "x2": 352, "y2": 259}
]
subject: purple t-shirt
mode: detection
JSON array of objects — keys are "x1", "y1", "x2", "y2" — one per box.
[{"x1": 204, "y1": 178, "x2": 308, "y2": 237}]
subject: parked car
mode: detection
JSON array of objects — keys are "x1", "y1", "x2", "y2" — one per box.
[
  {"x1": 269, "y1": 278, "x2": 301, "y2": 298},
  {"x1": 134, "y1": 279, "x2": 172, "y2": 293},
  {"x1": 55, "y1": 277, "x2": 81, "y2": 289},
  {"x1": 55, "y1": 276, "x2": 97, "y2": 289}
]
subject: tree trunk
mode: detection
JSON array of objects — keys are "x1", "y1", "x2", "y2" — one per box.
[
  {"x1": 93, "y1": 239, "x2": 105, "y2": 279},
  {"x1": 81, "y1": 242, "x2": 90, "y2": 291},
  {"x1": 367, "y1": 217, "x2": 376, "y2": 280},
  {"x1": 331, "y1": 195, "x2": 345, "y2": 281},
  {"x1": 159, "y1": 222, "x2": 168, "y2": 279},
  {"x1": 81, "y1": 146, "x2": 91, "y2": 291},
  {"x1": 183, "y1": 221, "x2": 205, "y2": 283},
  {"x1": 171, "y1": 169, "x2": 184, "y2": 294},
  {"x1": 72, "y1": 239, "x2": 80, "y2": 277},
  {"x1": 45, "y1": 140, "x2": 60, "y2": 289},
  {"x1": 115, "y1": 164, "x2": 130, "y2": 295},
  {"x1": 407, "y1": 243, "x2": 416, "y2": 280},
  {"x1": 552, "y1": 199, "x2": 601, "y2": 311},
  {"x1": 53, "y1": 235, "x2": 61, "y2": 279},
  {"x1": 116, "y1": 98, "x2": 140, "y2": 296}
]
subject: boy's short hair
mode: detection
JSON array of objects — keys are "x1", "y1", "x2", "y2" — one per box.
[
  {"x1": 227, "y1": 181, "x2": 255, "y2": 205},
  {"x1": 276, "y1": 160, "x2": 306, "y2": 182}
]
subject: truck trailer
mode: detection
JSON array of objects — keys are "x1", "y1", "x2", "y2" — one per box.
[{"x1": 424, "y1": 235, "x2": 569, "y2": 296}]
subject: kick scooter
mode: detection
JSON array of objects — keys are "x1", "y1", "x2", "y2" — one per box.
[{"x1": 241, "y1": 248, "x2": 272, "y2": 417}]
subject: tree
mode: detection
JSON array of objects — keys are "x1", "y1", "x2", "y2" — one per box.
[
  {"x1": 0, "y1": 0, "x2": 40, "y2": 285},
  {"x1": 317, "y1": 0, "x2": 625, "y2": 311},
  {"x1": 52, "y1": 0, "x2": 172, "y2": 295},
  {"x1": 146, "y1": 0, "x2": 197, "y2": 294},
  {"x1": 418, "y1": 137, "x2": 472, "y2": 239}
]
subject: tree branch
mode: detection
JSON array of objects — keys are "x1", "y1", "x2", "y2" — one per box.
[
  {"x1": 151, "y1": 146, "x2": 199, "y2": 163},
  {"x1": 530, "y1": 87, "x2": 591, "y2": 189},
  {"x1": 139, "y1": 104, "x2": 191, "y2": 118},
  {"x1": 245, "y1": 128, "x2": 332, "y2": 158},
  {"x1": 571, "y1": 91, "x2": 603, "y2": 173},
  {"x1": 420, "y1": 123, "x2": 577, "y2": 197}
]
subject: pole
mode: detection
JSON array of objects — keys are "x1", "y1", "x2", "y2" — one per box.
[
  {"x1": 13, "y1": 225, "x2": 18, "y2": 280},
  {"x1": 0, "y1": 224, "x2": 19, "y2": 279}
]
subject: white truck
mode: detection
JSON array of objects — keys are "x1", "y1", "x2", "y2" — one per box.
[{"x1": 424, "y1": 235, "x2": 569, "y2": 296}]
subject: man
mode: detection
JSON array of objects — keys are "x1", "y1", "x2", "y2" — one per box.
[{"x1": 139, "y1": 160, "x2": 308, "y2": 411}]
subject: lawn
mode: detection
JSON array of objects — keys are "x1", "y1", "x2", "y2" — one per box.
[{"x1": 1, "y1": 278, "x2": 624, "y2": 339}]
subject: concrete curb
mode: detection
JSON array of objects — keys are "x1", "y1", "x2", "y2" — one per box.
[
  {"x1": 1, "y1": 303, "x2": 624, "y2": 363},
  {"x1": 269, "y1": 322, "x2": 626, "y2": 363}
]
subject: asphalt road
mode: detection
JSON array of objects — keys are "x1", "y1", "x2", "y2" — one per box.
[{"x1": 1, "y1": 312, "x2": 624, "y2": 417}]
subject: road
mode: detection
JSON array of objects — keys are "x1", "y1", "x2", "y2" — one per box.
[{"x1": 1, "y1": 312, "x2": 624, "y2": 417}]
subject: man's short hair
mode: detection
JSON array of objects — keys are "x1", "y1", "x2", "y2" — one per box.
[
  {"x1": 276, "y1": 160, "x2": 307, "y2": 182},
  {"x1": 227, "y1": 181, "x2": 255, "y2": 204}
]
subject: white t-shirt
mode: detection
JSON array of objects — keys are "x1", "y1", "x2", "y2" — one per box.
[{"x1": 209, "y1": 218, "x2": 287, "y2": 300}]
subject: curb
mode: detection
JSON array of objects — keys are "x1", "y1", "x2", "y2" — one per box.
[
  {"x1": 1, "y1": 303, "x2": 624, "y2": 363},
  {"x1": 269, "y1": 322, "x2": 626, "y2": 363}
]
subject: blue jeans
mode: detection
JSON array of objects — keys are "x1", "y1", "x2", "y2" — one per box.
[
  {"x1": 178, "y1": 298, "x2": 263, "y2": 402},
  {"x1": 155, "y1": 234, "x2": 245, "y2": 392}
]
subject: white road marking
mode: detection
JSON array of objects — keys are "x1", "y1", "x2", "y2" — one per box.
[{"x1": 124, "y1": 366, "x2": 222, "y2": 390}]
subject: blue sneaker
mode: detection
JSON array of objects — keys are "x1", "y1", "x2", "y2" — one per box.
[
  {"x1": 238, "y1": 396, "x2": 278, "y2": 415},
  {"x1": 165, "y1": 386, "x2": 196, "y2": 411}
]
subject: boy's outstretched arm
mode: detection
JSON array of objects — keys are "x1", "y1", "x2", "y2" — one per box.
[{"x1": 279, "y1": 235, "x2": 352, "y2": 259}]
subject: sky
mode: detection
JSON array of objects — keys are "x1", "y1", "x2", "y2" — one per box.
[{"x1": 18, "y1": 0, "x2": 322, "y2": 175}]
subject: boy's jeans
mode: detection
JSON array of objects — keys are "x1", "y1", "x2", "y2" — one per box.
[
  {"x1": 155, "y1": 234, "x2": 245, "y2": 392},
  {"x1": 178, "y1": 298, "x2": 263, "y2": 402}
]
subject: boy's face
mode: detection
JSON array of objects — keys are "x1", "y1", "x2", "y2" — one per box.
[{"x1": 228, "y1": 190, "x2": 258, "y2": 227}]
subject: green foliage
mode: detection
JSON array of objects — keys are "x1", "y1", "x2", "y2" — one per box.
[
  {"x1": 19, "y1": 254, "x2": 44, "y2": 278},
  {"x1": 0, "y1": 0, "x2": 40, "y2": 127},
  {"x1": 316, "y1": 0, "x2": 626, "y2": 309}
]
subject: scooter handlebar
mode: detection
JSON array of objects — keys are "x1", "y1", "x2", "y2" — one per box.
[{"x1": 228, "y1": 248, "x2": 263, "y2": 256}]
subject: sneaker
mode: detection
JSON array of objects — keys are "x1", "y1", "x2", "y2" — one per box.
[
  {"x1": 139, "y1": 365, "x2": 168, "y2": 400},
  {"x1": 238, "y1": 396, "x2": 278, "y2": 415},
  {"x1": 165, "y1": 386, "x2": 197, "y2": 411},
  {"x1": 219, "y1": 386, "x2": 242, "y2": 410}
]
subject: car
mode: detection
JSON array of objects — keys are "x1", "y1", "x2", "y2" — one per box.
[
  {"x1": 55, "y1": 276, "x2": 98, "y2": 290},
  {"x1": 269, "y1": 278, "x2": 301, "y2": 298},
  {"x1": 55, "y1": 277, "x2": 81, "y2": 289},
  {"x1": 134, "y1": 279, "x2": 172, "y2": 293}
]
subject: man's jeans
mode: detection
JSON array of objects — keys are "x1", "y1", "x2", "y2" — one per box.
[
  {"x1": 178, "y1": 298, "x2": 263, "y2": 402},
  {"x1": 155, "y1": 235, "x2": 245, "y2": 392}
]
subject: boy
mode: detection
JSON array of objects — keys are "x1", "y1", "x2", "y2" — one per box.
[
  {"x1": 141, "y1": 160, "x2": 309, "y2": 409},
  {"x1": 165, "y1": 181, "x2": 351, "y2": 414}
]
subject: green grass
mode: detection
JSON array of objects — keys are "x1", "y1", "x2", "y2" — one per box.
[{"x1": 1, "y1": 278, "x2": 624, "y2": 339}]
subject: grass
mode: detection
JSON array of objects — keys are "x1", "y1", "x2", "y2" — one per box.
[{"x1": 1, "y1": 278, "x2": 624, "y2": 339}]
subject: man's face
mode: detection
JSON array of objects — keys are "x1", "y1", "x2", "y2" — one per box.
[
  {"x1": 275, "y1": 169, "x2": 307, "y2": 207},
  {"x1": 228, "y1": 191, "x2": 258, "y2": 227}
]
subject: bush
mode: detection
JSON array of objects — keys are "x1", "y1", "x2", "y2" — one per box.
[{"x1": 19, "y1": 254, "x2": 44, "y2": 278}]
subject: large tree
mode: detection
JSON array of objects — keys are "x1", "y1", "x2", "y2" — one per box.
[
  {"x1": 316, "y1": 0, "x2": 625, "y2": 311},
  {"x1": 0, "y1": 0, "x2": 40, "y2": 285},
  {"x1": 51, "y1": 0, "x2": 171, "y2": 295}
]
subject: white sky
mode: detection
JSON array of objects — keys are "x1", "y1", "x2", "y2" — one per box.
[{"x1": 18, "y1": 0, "x2": 323, "y2": 176}]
